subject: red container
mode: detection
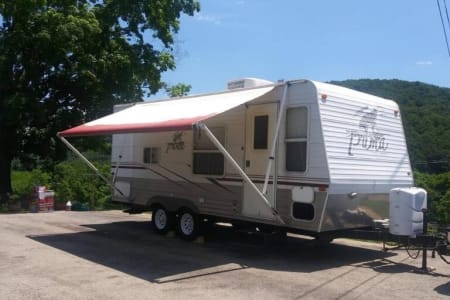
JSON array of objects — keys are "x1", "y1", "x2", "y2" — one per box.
[
  {"x1": 44, "y1": 191, "x2": 55, "y2": 212},
  {"x1": 37, "y1": 186, "x2": 46, "y2": 212},
  {"x1": 36, "y1": 187, "x2": 55, "y2": 212}
]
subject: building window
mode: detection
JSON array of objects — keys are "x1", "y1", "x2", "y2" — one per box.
[
  {"x1": 143, "y1": 147, "x2": 160, "y2": 164},
  {"x1": 285, "y1": 107, "x2": 307, "y2": 172},
  {"x1": 253, "y1": 115, "x2": 269, "y2": 149},
  {"x1": 193, "y1": 127, "x2": 225, "y2": 175}
]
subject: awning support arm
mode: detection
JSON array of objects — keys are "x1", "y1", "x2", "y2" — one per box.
[
  {"x1": 262, "y1": 82, "x2": 289, "y2": 195},
  {"x1": 198, "y1": 123, "x2": 285, "y2": 224},
  {"x1": 112, "y1": 154, "x2": 122, "y2": 184},
  {"x1": 57, "y1": 134, "x2": 124, "y2": 196}
]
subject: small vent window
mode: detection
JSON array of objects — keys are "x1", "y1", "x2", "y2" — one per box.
[{"x1": 143, "y1": 147, "x2": 160, "y2": 164}]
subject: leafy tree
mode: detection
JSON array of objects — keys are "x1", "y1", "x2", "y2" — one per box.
[
  {"x1": 165, "y1": 82, "x2": 192, "y2": 97},
  {"x1": 0, "y1": 0, "x2": 200, "y2": 202}
]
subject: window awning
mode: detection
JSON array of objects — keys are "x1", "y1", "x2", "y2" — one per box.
[{"x1": 59, "y1": 86, "x2": 275, "y2": 137}]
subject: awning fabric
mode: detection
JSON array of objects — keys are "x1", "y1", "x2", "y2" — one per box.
[{"x1": 59, "y1": 86, "x2": 275, "y2": 137}]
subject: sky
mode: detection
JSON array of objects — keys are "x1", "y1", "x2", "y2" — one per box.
[{"x1": 151, "y1": 0, "x2": 450, "y2": 98}]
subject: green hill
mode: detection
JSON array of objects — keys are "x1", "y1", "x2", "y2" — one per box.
[{"x1": 330, "y1": 79, "x2": 450, "y2": 174}]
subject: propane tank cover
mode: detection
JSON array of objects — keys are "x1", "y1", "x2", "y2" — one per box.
[{"x1": 389, "y1": 187, "x2": 427, "y2": 237}]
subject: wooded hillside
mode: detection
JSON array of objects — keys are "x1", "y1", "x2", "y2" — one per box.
[{"x1": 330, "y1": 79, "x2": 450, "y2": 174}]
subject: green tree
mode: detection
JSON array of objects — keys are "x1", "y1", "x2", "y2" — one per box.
[
  {"x1": 165, "y1": 82, "x2": 192, "y2": 97},
  {"x1": 0, "y1": 0, "x2": 200, "y2": 202}
]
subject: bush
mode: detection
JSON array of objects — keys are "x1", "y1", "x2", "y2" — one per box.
[
  {"x1": 10, "y1": 159, "x2": 113, "y2": 211},
  {"x1": 414, "y1": 171, "x2": 450, "y2": 225},
  {"x1": 12, "y1": 169, "x2": 51, "y2": 195},
  {"x1": 52, "y1": 159, "x2": 112, "y2": 209},
  {"x1": 11, "y1": 169, "x2": 51, "y2": 209}
]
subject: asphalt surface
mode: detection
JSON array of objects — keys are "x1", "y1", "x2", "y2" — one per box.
[{"x1": 0, "y1": 210, "x2": 449, "y2": 299}]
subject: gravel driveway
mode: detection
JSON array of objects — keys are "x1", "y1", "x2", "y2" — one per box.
[{"x1": 0, "y1": 210, "x2": 449, "y2": 299}]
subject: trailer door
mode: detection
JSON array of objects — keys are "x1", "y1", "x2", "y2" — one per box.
[{"x1": 242, "y1": 103, "x2": 278, "y2": 219}]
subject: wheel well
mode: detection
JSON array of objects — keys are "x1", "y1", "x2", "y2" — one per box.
[
  {"x1": 149, "y1": 202, "x2": 163, "y2": 211},
  {"x1": 176, "y1": 206, "x2": 196, "y2": 215},
  {"x1": 147, "y1": 196, "x2": 199, "y2": 214}
]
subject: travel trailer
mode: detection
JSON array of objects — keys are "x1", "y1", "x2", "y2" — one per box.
[{"x1": 58, "y1": 78, "x2": 414, "y2": 240}]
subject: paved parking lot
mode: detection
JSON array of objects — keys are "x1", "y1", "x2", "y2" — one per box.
[{"x1": 0, "y1": 210, "x2": 449, "y2": 299}]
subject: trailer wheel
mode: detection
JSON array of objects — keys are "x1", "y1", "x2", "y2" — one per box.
[
  {"x1": 314, "y1": 234, "x2": 334, "y2": 246},
  {"x1": 176, "y1": 208, "x2": 199, "y2": 240},
  {"x1": 151, "y1": 206, "x2": 173, "y2": 234}
]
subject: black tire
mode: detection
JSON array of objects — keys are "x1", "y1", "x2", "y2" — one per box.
[
  {"x1": 314, "y1": 235, "x2": 334, "y2": 246},
  {"x1": 176, "y1": 208, "x2": 199, "y2": 240},
  {"x1": 151, "y1": 206, "x2": 173, "y2": 234}
]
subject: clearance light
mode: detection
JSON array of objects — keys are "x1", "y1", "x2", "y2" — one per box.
[
  {"x1": 318, "y1": 185, "x2": 327, "y2": 192},
  {"x1": 320, "y1": 94, "x2": 328, "y2": 102}
]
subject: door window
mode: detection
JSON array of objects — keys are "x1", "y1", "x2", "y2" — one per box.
[{"x1": 253, "y1": 115, "x2": 269, "y2": 149}]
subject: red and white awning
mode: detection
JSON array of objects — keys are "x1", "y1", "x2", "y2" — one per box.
[{"x1": 59, "y1": 86, "x2": 274, "y2": 137}]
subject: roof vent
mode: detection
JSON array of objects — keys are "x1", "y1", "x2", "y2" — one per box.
[{"x1": 227, "y1": 78, "x2": 274, "y2": 90}]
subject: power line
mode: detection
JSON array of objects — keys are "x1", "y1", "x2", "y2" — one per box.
[
  {"x1": 437, "y1": 0, "x2": 450, "y2": 56},
  {"x1": 445, "y1": 0, "x2": 450, "y2": 29}
]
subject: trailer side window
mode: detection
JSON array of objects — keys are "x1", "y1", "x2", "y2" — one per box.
[
  {"x1": 285, "y1": 107, "x2": 307, "y2": 172},
  {"x1": 143, "y1": 147, "x2": 160, "y2": 164},
  {"x1": 193, "y1": 127, "x2": 225, "y2": 175}
]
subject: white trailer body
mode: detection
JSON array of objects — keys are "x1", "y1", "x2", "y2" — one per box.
[{"x1": 59, "y1": 79, "x2": 413, "y2": 234}]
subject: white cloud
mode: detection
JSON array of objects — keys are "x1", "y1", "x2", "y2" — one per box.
[
  {"x1": 416, "y1": 61, "x2": 433, "y2": 66},
  {"x1": 194, "y1": 13, "x2": 223, "y2": 25}
]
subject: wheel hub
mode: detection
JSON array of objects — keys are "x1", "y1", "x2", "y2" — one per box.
[
  {"x1": 180, "y1": 213, "x2": 194, "y2": 235},
  {"x1": 154, "y1": 209, "x2": 167, "y2": 230}
]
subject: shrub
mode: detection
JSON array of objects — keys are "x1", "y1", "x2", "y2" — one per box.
[
  {"x1": 11, "y1": 169, "x2": 51, "y2": 209},
  {"x1": 414, "y1": 171, "x2": 450, "y2": 225},
  {"x1": 9, "y1": 159, "x2": 113, "y2": 211},
  {"x1": 52, "y1": 159, "x2": 112, "y2": 209}
]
